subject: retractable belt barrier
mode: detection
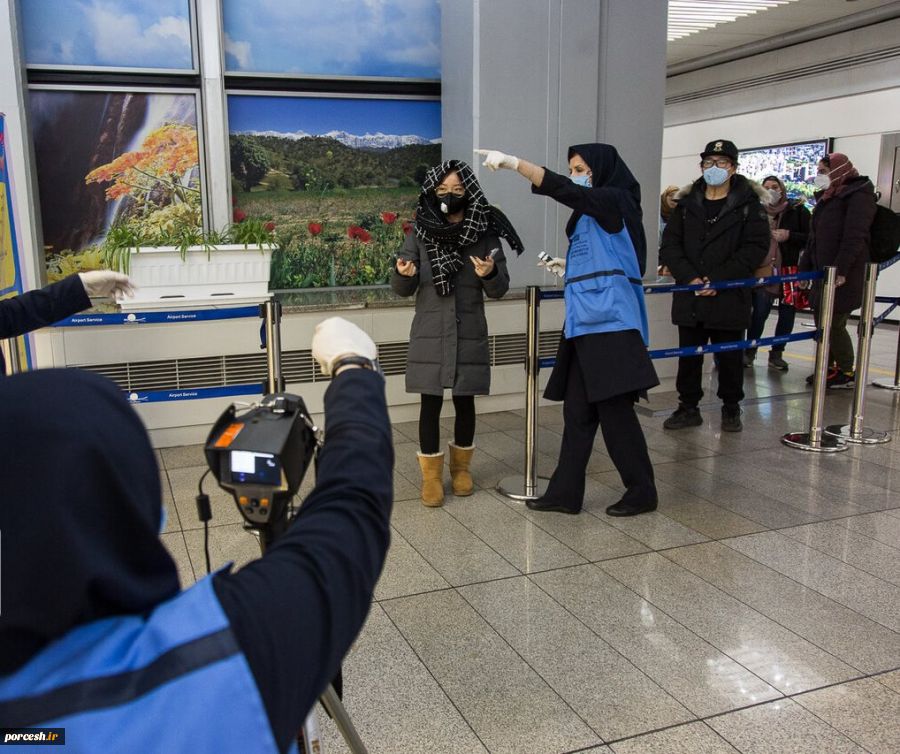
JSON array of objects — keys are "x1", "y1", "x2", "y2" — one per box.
[
  {"x1": 499, "y1": 261, "x2": 898, "y2": 500},
  {"x1": 40, "y1": 302, "x2": 284, "y2": 404}
]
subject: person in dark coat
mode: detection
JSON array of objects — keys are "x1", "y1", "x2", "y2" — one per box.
[
  {"x1": 0, "y1": 318, "x2": 393, "y2": 754},
  {"x1": 798, "y1": 153, "x2": 877, "y2": 388},
  {"x1": 744, "y1": 175, "x2": 811, "y2": 371},
  {"x1": 391, "y1": 159, "x2": 518, "y2": 507},
  {"x1": 476, "y1": 143, "x2": 659, "y2": 517},
  {"x1": 659, "y1": 139, "x2": 770, "y2": 433},
  {"x1": 0, "y1": 271, "x2": 133, "y2": 373}
]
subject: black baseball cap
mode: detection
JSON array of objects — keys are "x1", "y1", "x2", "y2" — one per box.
[{"x1": 700, "y1": 139, "x2": 738, "y2": 163}]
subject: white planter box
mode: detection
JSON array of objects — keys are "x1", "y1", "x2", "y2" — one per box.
[{"x1": 121, "y1": 244, "x2": 273, "y2": 311}]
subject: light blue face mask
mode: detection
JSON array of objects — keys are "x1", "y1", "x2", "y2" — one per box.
[
  {"x1": 571, "y1": 174, "x2": 592, "y2": 188},
  {"x1": 703, "y1": 166, "x2": 729, "y2": 187}
]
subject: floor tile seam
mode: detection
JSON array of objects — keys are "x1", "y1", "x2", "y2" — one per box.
[
  {"x1": 438, "y1": 494, "x2": 586, "y2": 572},
  {"x1": 517, "y1": 570, "x2": 697, "y2": 722},
  {"x1": 597, "y1": 689, "x2": 866, "y2": 752},
  {"x1": 675, "y1": 460, "x2": 878, "y2": 521},
  {"x1": 761, "y1": 520, "x2": 900, "y2": 583},
  {"x1": 655, "y1": 547, "x2": 882, "y2": 676},
  {"x1": 586, "y1": 560, "x2": 799, "y2": 701},
  {"x1": 475, "y1": 487, "x2": 648, "y2": 565},
  {"x1": 452, "y1": 586, "x2": 610, "y2": 746},
  {"x1": 721, "y1": 521, "x2": 900, "y2": 589},
  {"x1": 173, "y1": 527, "x2": 197, "y2": 584},
  {"x1": 717, "y1": 537, "x2": 900, "y2": 637},
  {"x1": 386, "y1": 509, "x2": 526, "y2": 587},
  {"x1": 648, "y1": 468, "x2": 828, "y2": 529},
  {"x1": 370, "y1": 602, "x2": 493, "y2": 754},
  {"x1": 779, "y1": 510, "x2": 900, "y2": 553}
]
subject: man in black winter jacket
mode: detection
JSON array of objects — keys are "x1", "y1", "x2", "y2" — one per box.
[{"x1": 659, "y1": 139, "x2": 770, "y2": 433}]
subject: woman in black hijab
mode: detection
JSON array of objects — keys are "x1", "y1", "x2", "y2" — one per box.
[{"x1": 477, "y1": 144, "x2": 658, "y2": 517}]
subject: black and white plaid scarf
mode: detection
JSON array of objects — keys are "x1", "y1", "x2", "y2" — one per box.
[{"x1": 414, "y1": 160, "x2": 523, "y2": 296}]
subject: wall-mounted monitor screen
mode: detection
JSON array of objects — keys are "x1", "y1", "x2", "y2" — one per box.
[{"x1": 739, "y1": 138, "x2": 832, "y2": 206}]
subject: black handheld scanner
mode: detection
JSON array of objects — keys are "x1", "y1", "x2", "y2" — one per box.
[{"x1": 204, "y1": 393, "x2": 318, "y2": 533}]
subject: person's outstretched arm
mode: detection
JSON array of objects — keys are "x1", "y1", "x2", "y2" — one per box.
[
  {"x1": 0, "y1": 271, "x2": 134, "y2": 339},
  {"x1": 213, "y1": 319, "x2": 393, "y2": 753}
]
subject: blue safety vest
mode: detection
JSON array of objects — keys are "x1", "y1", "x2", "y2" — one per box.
[
  {"x1": 563, "y1": 214, "x2": 650, "y2": 344},
  {"x1": 0, "y1": 575, "x2": 293, "y2": 754}
]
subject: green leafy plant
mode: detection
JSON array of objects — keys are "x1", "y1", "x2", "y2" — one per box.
[{"x1": 101, "y1": 218, "x2": 276, "y2": 273}]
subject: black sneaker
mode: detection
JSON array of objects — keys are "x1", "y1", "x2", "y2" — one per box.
[
  {"x1": 807, "y1": 367, "x2": 838, "y2": 386},
  {"x1": 663, "y1": 405, "x2": 702, "y2": 430},
  {"x1": 721, "y1": 404, "x2": 743, "y2": 432},
  {"x1": 826, "y1": 370, "x2": 855, "y2": 389},
  {"x1": 743, "y1": 349, "x2": 756, "y2": 368},
  {"x1": 768, "y1": 354, "x2": 789, "y2": 371}
]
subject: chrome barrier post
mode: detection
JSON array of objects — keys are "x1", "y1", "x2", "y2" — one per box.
[
  {"x1": 2, "y1": 337, "x2": 24, "y2": 375},
  {"x1": 498, "y1": 286, "x2": 549, "y2": 501},
  {"x1": 872, "y1": 309, "x2": 900, "y2": 391},
  {"x1": 783, "y1": 267, "x2": 847, "y2": 452},
  {"x1": 825, "y1": 262, "x2": 891, "y2": 444},
  {"x1": 262, "y1": 298, "x2": 284, "y2": 394}
]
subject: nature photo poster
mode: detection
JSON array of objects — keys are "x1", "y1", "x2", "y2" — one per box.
[
  {"x1": 228, "y1": 94, "x2": 441, "y2": 289},
  {"x1": 29, "y1": 90, "x2": 202, "y2": 281}
]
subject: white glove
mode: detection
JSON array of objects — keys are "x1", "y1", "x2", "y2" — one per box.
[
  {"x1": 311, "y1": 316, "x2": 378, "y2": 376},
  {"x1": 538, "y1": 256, "x2": 566, "y2": 278},
  {"x1": 78, "y1": 270, "x2": 135, "y2": 299},
  {"x1": 474, "y1": 149, "x2": 519, "y2": 172}
]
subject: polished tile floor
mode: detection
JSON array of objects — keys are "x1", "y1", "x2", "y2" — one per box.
[{"x1": 158, "y1": 322, "x2": 900, "y2": 753}]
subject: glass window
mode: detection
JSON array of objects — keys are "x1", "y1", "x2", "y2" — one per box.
[
  {"x1": 222, "y1": 0, "x2": 440, "y2": 78},
  {"x1": 21, "y1": 0, "x2": 194, "y2": 71}
]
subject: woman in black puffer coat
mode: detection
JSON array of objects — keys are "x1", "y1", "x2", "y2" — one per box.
[{"x1": 391, "y1": 160, "x2": 520, "y2": 506}]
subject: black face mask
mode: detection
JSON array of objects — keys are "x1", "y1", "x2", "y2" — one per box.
[{"x1": 439, "y1": 193, "x2": 467, "y2": 215}]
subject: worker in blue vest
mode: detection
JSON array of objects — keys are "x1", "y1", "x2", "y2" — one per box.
[
  {"x1": 0, "y1": 317, "x2": 393, "y2": 754},
  {"x1": 477, "y1": 144, "x2": 658, "y2": 517}
]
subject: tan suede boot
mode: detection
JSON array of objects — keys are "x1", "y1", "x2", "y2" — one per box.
[
  {"x1": 448, "y1": 443, "x2": 475, "y2": 496},
  {"x1": 417, "y1": 452, "x2": 445, "y2": 507}
]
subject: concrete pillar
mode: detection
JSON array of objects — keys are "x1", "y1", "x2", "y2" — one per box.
[
  {"x1": 441, "y1": 0, "x2": 675, "y2": 374},
  {"x1": 441, "y1": 0, "x2": 667, "y2": 278}
]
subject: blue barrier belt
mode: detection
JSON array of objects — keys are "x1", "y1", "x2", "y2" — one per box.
[
  {"x1": 124, "y1": 383, "x2": 262, "y2": 404},
  {"x1": 879, "y1": 251, "x2": 900, "y2": 272},
  {"x1": 537, "y1": 331, "x2": 817, "y2": 370},
  {"x1": 53, "y1": 305, "x2": 260, "y2": 327},
  {"x1": 874, "y1": 302, "x2": 900, "y2": 327},
  {"x1": 644, "y1": 270, "x2": 822, "y2": 294}
]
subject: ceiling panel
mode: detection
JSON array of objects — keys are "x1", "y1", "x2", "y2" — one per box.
[{"x1": 668, "y1": 0, "x2": 900, "y2": 66}]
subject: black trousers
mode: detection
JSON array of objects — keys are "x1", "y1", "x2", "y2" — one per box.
[
  {"x1": 543, "y1": 351, "x2": 656, "y2": 511},
  {"x1": 675, "y1": 325, "x2": 744, "y2": 407},
  {"x1": 418, "y1": 393, "x2": 476, "y2": 454}
]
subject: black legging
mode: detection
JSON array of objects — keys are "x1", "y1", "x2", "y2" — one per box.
[{"x1": 418, "y1": 394, "x2": 476, "y2": 454}]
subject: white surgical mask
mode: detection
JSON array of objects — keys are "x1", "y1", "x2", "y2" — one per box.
[
  {"x1": 813, "y1": 174, "x2": 831, "y2": 190},
  {"x1": 571, "y1": 174, "x2": 591, "y2": 188},
  {"x1": 703, "y1": 166, "x2": 729, "y2": 187},
  {"x1": 768, "y1": 188, "x2": 782, "y2": 203}
]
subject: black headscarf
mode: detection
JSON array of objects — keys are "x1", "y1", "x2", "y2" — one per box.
[
  {"x1": 414, "y1": 159, "x2": 523, "y2": 296},
  {"x1": 567, "y1": 143, "x2": 647, "y2": 275},
  {"x1": 0, "y1": 369, "x2": 179, "y2": 674}
]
